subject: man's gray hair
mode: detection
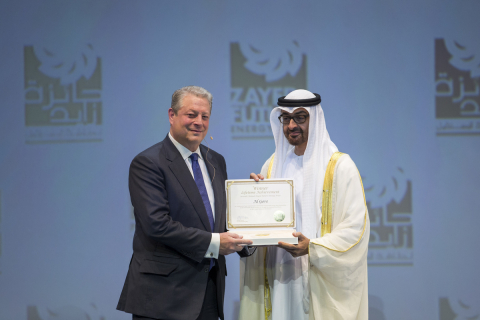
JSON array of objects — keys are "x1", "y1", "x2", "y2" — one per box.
[{"x1": 171, "y1": 86, "x2": 213, "y2": 114}]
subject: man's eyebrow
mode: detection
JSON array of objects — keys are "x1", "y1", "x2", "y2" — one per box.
[{"x1": 281, "y1": 110, "x2": 308, "y2": 115}]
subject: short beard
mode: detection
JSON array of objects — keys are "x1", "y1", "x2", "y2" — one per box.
[{"x1": 285, "y1": 128, "x2": 307, "y2": 146}]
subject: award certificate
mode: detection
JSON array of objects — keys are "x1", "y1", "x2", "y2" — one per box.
[{"x1": 226, "y1": 179, "x2": 295, "y2": 229}]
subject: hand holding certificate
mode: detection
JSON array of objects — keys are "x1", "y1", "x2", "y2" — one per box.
[{"x1": 225, "y1": 179, "x2": 298, "y2": 246}]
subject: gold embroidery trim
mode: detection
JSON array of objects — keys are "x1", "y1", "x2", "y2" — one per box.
[
  {"x1": 267, "y1": 154, "x2": 275, "y2": 179},
  {"x1": 263, "y1": 248, "x2": 272, "y2": 320},
  {"x1": 311, "y1": 154, "x2": 368, "y2": 253},
  {"x1": 320, "y1": 152, "x2": 344, "y2": 237},
  {"x1": 264, "y1": 156, "x2": 275, "y2": 320}
]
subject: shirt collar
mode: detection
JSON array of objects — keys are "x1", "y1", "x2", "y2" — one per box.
[{"x1": 168, "y1": 132, "x2": 203, "y2": 161}]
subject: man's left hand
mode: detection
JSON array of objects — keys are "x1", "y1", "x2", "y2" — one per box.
[{"x1": 277, "y1": 232, "x2": 310, "y2": 257}]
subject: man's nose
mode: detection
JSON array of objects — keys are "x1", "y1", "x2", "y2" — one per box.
[
  {"x1": 287, "y1": 118, "x2": 298, "y2": 130},
  {"x1": 193, "y1": 115, "x2": 204, "y2": 125}
]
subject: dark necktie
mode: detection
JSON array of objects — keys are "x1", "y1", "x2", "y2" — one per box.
[{"x1": 189, "y1": 153, "x2": 215, "y2": 270}]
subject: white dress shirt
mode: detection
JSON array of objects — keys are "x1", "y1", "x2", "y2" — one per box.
[{"x1": 168, "y1": 133, "x2": 220, "y2": 259}]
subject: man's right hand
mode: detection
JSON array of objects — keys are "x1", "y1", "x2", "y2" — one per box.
[
  {"x1": 219, "y1": 232, "x2": 253, "y2": 255},
  {"x1": 250, "y1": 173, "x2": 265, "y2": 182}
]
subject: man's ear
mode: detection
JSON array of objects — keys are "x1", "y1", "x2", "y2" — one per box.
[{"x1": 168, "y1": 108, "x2": 175, "y2": 125}]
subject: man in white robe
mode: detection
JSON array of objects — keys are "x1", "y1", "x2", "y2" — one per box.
[{"x1": 238, "y1": 89, "x2": 370, "y2": 320}]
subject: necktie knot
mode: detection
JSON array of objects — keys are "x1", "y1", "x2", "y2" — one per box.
[{"x1": 189, "y1": 153, "x2": 198, "y2": 162}]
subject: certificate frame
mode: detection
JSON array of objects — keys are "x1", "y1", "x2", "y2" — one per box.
[{"x1": 225, "y1": 179, "x2": 295, "y2": 229}]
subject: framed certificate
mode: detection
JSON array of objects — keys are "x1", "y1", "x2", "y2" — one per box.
[{"x1": 225, "y1": 179, "x2": 298, "y2": 246}]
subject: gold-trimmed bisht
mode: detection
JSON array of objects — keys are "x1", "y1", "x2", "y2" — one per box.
[
  {"x1": 310, "y1": 152, "x2": 368, "y2": 253},
  {"x1": 259, "y1": 151, "x2": 368, "y2": 319}
]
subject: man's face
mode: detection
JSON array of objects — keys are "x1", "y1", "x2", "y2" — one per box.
[
  {"x1": 169, "y1": 94, "x2": 210, "y2": 151},
  {"x1": 281, "y1": 108, "x2": 309, "y2": 147}
]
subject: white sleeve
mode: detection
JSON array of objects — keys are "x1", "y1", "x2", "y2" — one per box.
[{"x1": 204, "y1": 233, "x2": 220, "y2": 259}]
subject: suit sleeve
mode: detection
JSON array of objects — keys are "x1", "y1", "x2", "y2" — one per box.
[{"x1": 129, "y1": 154, "x2": 211, "y2": 263}]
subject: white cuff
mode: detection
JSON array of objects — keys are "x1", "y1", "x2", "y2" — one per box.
[{"x1": 204, "y1": 233, "x2": 220, "y2": 259}]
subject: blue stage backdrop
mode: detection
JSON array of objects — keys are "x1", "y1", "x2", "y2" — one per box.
[{"x1": 1, "y1": 1, "x2": 479, "y2": 319}]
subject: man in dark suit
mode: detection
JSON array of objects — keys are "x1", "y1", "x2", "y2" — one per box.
[{"x1": 117, "y1": 86, "x2": 253, "y2": 320}]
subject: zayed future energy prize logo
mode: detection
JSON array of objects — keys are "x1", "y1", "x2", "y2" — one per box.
[
  {"x1": 363, "y1": 167, "x2": 413, "y2": 266},
  {"x1": 24, "y1": 44, "x2": 102, "y2": 143},
  {"x1": 230, "y1": 41, "x2": 307, "y2": 139},
  {"x1": 27, "y1": 304, "x2": 106, "y2": 320},
  {"x1": 439, "y1": 297, "x2": 480, "y2": 320},
  {"x1": 435, "y1": 38, "x2": 480, "y2": 135}
]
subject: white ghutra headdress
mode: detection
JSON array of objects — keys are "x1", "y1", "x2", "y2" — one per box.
[{"x1": 269, "y1": 89, "x2": 338, "y2": 239}]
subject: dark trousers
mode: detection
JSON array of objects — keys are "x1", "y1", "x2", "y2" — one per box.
[{"x1": 132, "y1": 268, "x2": 219, "y2": 320}]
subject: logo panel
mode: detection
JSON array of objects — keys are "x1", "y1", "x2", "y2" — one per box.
[
  {"x1": 230, "y1": 41, "x2": 307, "y2": 139},
  {"x1": 27, "y1": 305, "x2": 106, "y2": 320},
  {"x1": 439, "y1": 297, "x2": 479, "y2": 320},
  {"x1": 364, "y1": 168, "x2": 413, "y2": 266},
  {"x1": 24, "y1": 44, "x2": 103, "y2": 143},
  {"x1": 369, "y1": 295, "x2": 387, "y2": 320},
  {"x1": 435, "y1": 38, "x2": 480, "y2": 135}
]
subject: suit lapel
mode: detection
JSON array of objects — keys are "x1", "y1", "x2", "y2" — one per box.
[
  {"x1": 201, "y1": 146, "x2": 223, "y2": 233},
  {"x1": 163, "y1": 136, "x2": 212, "y2": 232}
]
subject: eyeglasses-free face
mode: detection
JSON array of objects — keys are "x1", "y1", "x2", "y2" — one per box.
[{"x1": 168, "y1": 94, "x2": 210, "y2": 152}]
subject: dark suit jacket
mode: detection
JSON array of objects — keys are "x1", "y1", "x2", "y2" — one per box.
[{"x1": 117, "y1": 135, "x2": 230, "y2": 320}]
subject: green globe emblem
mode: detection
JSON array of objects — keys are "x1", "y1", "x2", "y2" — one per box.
[{"x1": 274, "y1": 210, "x2": 285, "y2": 222}]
